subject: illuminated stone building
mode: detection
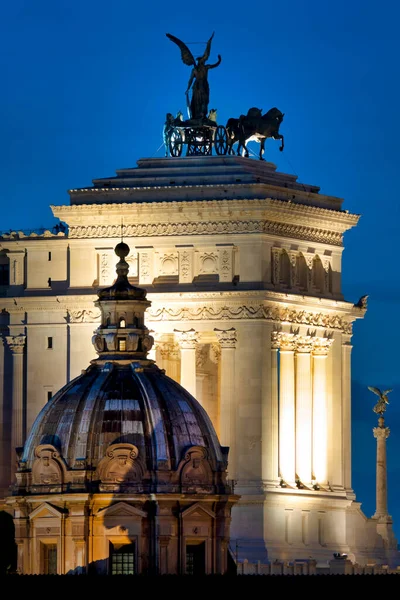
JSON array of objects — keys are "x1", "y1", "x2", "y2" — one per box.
[{"x1": 1, "y1": 155, "x2": 399, "y2": 570}]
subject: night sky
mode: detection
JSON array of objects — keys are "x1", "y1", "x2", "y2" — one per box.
[{"x1": 1, "y1": 1, "x2": 400, "y2": 540}]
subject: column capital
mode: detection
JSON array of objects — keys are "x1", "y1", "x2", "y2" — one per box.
[
  {"x1": 157, "y1": 341, "x2": 180, "y2": 360},
  {"x1": 312, "y1": 337, "x2": 333, "y2": 356},
  {"x1": 214, "y1": 327, "x2": 237, "y2": 349},
  {"x1": 174, "y1": 328, "x2": 198, "y2": 349},
  {"x1": 5, "y1": 334, "x2": 26, "y2": 354},
  {"x1": 296, "y1": 336, "x2": 313, "y2": 354},
  {"x1": 373, "y1": 426, "x2": 390, "y2": 440},
  {"x1": 278, "y1": 332, "x2": 296, "y2": 352}
]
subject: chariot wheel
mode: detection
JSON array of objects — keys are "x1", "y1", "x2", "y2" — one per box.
[
  {"x1": 169, "y1": 128, "x2": 183, "y2": 157},
  {"x1": 214, "y1": 125, "x2": 228, "y2": 155}
]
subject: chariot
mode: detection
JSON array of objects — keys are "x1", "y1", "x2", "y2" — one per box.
[{"x1": 167, "y1": 121, "x2": 228, "y2": 157}]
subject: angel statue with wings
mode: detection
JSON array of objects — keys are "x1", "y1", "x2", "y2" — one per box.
[
  {"x1": 166, "y1": 32, "x2": 221, "y2": 121},
  {"x1": 368, "y1": 386, "x2": 393, "y2": 415}
]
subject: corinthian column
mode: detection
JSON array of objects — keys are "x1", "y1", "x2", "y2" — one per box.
[
  {"x1": 295, "y1": 337, "x2": 313, "y2": 485},
  {"x1": 312, "y1": 337, "x2": 332, "y2": 485},
  {"x1": 373, "y1": 416, "x2": 390, "y2": 518},
  {"x1": 279, "y1": 333, "x2": 296, "y2": 484},
  {"x1": 174, "y1": 329, "x2": 198, "y2": 397},
  {"x1": 214, "y1": 328, "x2": 237, "y2": 479},
  {"x1": 6, "y1": 334, "x2": 26, "y2": 470}
]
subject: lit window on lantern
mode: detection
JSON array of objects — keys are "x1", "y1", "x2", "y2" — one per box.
[
  {"x1": 119, "y1": 318, "x2": 126, "y2": 328},
  {"x1": 119, "y1": 339, "x2": 126, "y2": 351}
]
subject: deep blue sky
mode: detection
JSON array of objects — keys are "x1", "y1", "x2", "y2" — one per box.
[{"x1": 1, "y1": 1, "x2": 400, "y2": 540}]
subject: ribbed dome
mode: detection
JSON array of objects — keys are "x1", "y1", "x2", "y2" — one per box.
[{"x1": 17, "y1": 360, "x2": 228, "y2": 494}]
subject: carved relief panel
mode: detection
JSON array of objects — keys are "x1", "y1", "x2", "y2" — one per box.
[
  {"x1": 177, "y1": 246, "x2": 194, "y2": 283},
  {"x1": 138, "y1": 248, "x2": 154, "y2": 285},
  {"x1": 126, "y1": 251, "x2": 138, "y2": 278},
  {"x1": 156, "y1": 251, "x2": 179, "y2": 277},
  {"x1": 7, "y1": 252, "x2": 24, "y2": 285},
  {"x1": 197, "y1": 251, "x2": 219, "y2": 275},
  {"x1": 97, "y1": 248, "x2": 114, "y2": 286},
  {"x1": 217, "y1": 245, "x2": 234, "y2": 282}
]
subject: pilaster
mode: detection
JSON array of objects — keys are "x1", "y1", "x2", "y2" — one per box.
[
  {"x1": 214, "y1": 327, "x2": 237, "y2": 479},
  {"x1": 174, "y1": 329, "x2": 198, "y2": 397},
  {"x1": 5, "y1": 334, "x2": 26, "y2": 473}
]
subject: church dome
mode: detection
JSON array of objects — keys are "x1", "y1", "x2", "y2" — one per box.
[
  {"x1": 17, "y1": 359, "x2": 227, "y2": 493},
  {"x1": 13, "y1": 243, "x2": 230, "y2": 496}
]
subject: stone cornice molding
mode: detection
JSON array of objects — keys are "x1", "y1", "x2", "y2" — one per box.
[
  {"x1": 214, "y1": 327, "x2": 237, "y2": 348},
  {"x1": 5, "y1": 334, "x2": 26, "y2": 353},
  {"x1": 51, "y1": 198, "x2": 358, "y2": 245},
  {"x1": 173, "y1": 328, "x2": 199, "y2": 349}
]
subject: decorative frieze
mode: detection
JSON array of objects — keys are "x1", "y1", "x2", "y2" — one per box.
[
  {"x1": 67, "y1": 220, "x2": 344, "y2": 246},
  {"x1": 148, "y1": 304, "x2": 353, "y2": 333},
  {"x1": 69, "y1": 309, "x2": 101, "y2": 323}
]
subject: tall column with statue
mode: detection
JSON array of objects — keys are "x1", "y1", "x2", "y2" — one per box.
[{"x1": 368, "y1": 386, "x2": 399, "y2": 564}]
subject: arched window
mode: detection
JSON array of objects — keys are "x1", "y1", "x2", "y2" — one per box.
[
  {"x1": 297, "y1": 254, "x2": 308, "y2": 290},
  {"x1": 313, "y1": 256, "x2": 325, "y2": 293},
  {"x1": 119, "y1": 317, "x2": 126, "y2": 328},
  {"x1": 279, "y1": 250, "x2": 290, "y2": 287}
]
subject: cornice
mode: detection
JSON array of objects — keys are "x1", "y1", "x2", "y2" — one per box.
[
  {"x1": 52, "y1": 197, "x2": 358, "y2": 225},
  {"x1": 50, "y1": 197, "x2": 359, "y2": 246}
]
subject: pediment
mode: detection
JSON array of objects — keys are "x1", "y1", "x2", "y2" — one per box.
[
  {"x1": 29, "y1": 502, "x2": 64, "y2": 520},
  {"x1": 96, "y1": 501, "x2": 146, "y2": 519},
  {"x1": 182, "y1": 502, "x2": 215, "y2": 520}
]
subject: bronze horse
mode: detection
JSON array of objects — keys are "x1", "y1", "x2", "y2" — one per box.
[{"x1": 226, "y1": 107, "x2": 284, "y2": 160}]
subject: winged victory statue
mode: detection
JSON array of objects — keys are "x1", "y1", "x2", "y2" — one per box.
[
  {"x1": 368, "y1": 386, "x2": 393, "y2": 415},
  {"x1": 166, "y1": 32, "x2": 221, "y2": 121}
]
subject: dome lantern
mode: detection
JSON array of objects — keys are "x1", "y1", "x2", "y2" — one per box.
[{"x1": 92, "y1": 243, "x2": 154, "y2": 362}]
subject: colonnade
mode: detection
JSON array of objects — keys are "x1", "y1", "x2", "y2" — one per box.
[{"x1": 271, "y1": 332, "x2": 333, "y2": 487}]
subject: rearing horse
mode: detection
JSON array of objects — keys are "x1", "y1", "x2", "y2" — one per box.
[{"x1": 226, "y1": 107, "x2": 284, "y2": 160}]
